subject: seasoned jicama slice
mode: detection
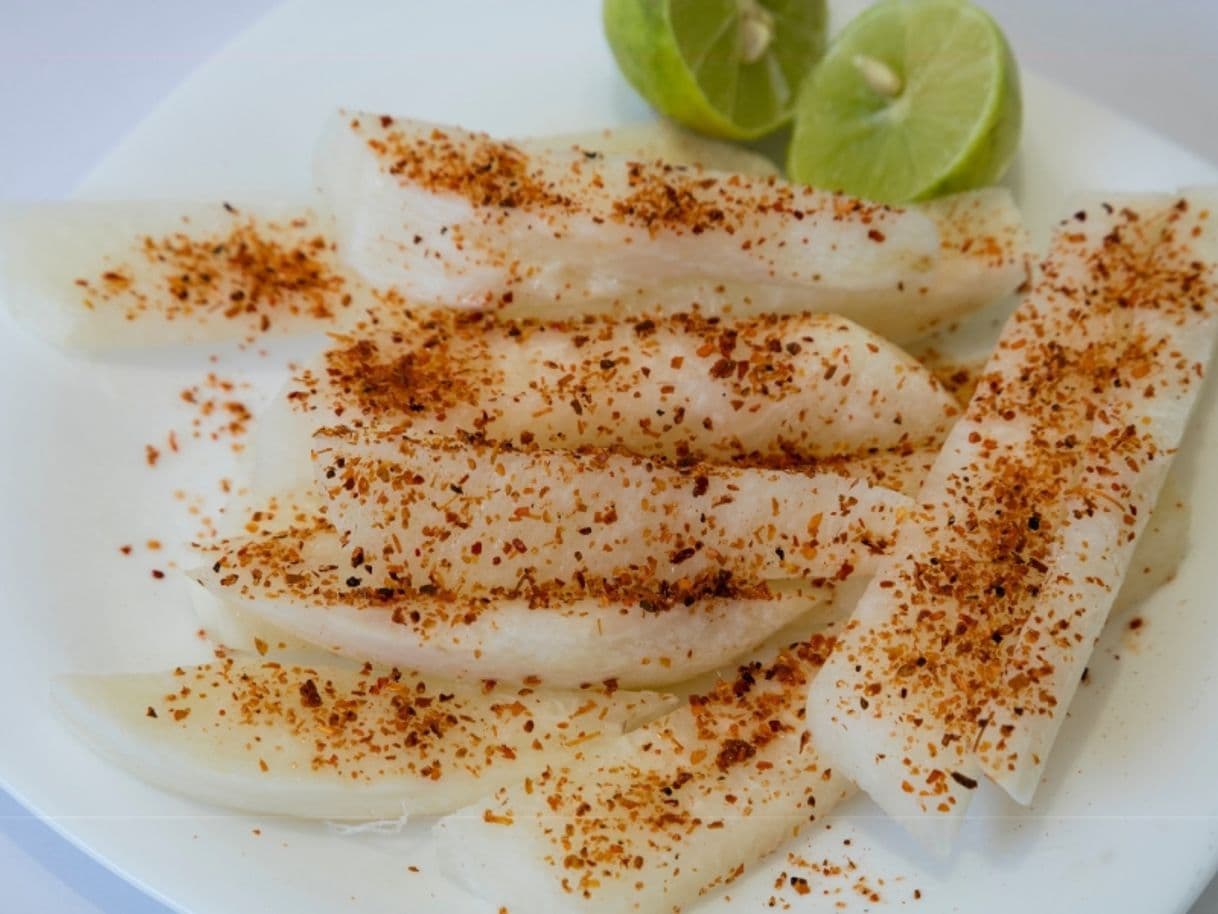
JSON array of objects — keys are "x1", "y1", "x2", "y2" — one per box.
[
  {"x1": 806, "y1": 193, "x2": 1218, "y2": 849},
  {"x1": 315, "y1": 430, "x2": 908, "y2": 593},
  {"x1": 314, "y1": 309, "x2": 961, "y2": 459},
  {"x1": 205, "y1": 442, "x2": 1181, "y2": 660},
  {"x1": 976, "y1": 195, "x2": 1218, "y2": 801},
  {"x1": 191, "y1": 523, "x2": 834, "y2": 688},
  {"x1": 315, "y1": 113, "x2": 1028, "y2": 340},
  {"x1": 270, "y1": 309, "x2": 960, "y2": 485},
  {"x1": 435, "y1": 634, "x2": 854, "y2": 913},
  {"x1": 53, "y1": 657, "x2": 673, "y2": 820},
  {"x1": 0, "y1": 202, "x2": 368, "y2": 349},
  {"x1": 519, "y1": 121, "x2": 779, "y2": 178}
]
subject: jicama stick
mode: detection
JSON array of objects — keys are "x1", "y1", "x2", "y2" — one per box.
[
  {"x1": 0, "y1": 202, "x2": 368, "y2": 349},
  {"x1": 976, "y1": 194, "x2": 1218, "y2": 801},
  {"x1": 191, "y1": 523, "x2": 835, "y2": 689},
  {"x1": 805, "y1": 192, "x2": 1218, "y2": 850},
  {"x1": 435, "y1": 634, "x2": 854, "y2": 913},
  {"x1": 53, "y1": 657, "x2": 672, "y2": 820},
  {"x1": 258, "y1": 308, "x2": 961, "y2": 498},
  {"x1": 315, "y1": 430, "x2": 908, "y2": 593},
  {"x1": 315, "y1": 113, "x2": 1028, "y2": 340}
]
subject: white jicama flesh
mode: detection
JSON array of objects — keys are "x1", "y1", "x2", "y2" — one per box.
[
  {"x1": 435, "y1": 633, "x2": 854, "y2": 913},
  {"x1": 315, "y1": 429, "x2": 909, "y2": 593},
  {"x1": 0, "y1": 202, "x2": 369, "y2": 349},
  {"x1": 805, "y1": 192, "x2": 1218, "y2": 850},
  {"x1": 518, "y1": 121, "x2": 780, "y2": 178},
  {"x1": 976, "y1": 194, "x2": 1218, "y2": 800},
  {"x1": 265, "y1": 308, "x2": 962, "y2": 496},
  {"x1": 191, "y1": 524, "x2": 835, "y2": 689},
  {"x1": 53, "y1": 657, "x2": 674, "y2": 820},
  {"x1": 314, "y1": 113, "x2": 1028, "y2": 340}
]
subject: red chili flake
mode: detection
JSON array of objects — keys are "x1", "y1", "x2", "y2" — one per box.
[
  {"x1": 151, "y1": 569, "x2": 166, "y2": 580},
  {"x1": 715, "y1": 738, "x2": 757, "y2": 771},
  {"x1": 299, "y1": 678, "x2": 323, "y2": 708},
  {"x1": 670, "y1": 546, "x2": 697, "y2": 565},
  {"x1": 950, "y1": 771, "x2": 978, "y2": 789}
]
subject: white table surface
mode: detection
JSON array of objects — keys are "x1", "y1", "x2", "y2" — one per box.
[{"x1": 2, "y1": 1, "x2": 1217, "y2": 911}]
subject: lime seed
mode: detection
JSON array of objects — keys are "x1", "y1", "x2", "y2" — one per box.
[{"x1": 852, "y1": 55, "x2": 902, "y2": 98}]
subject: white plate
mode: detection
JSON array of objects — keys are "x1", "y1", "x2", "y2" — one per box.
[{"x1": 3, "y1": 1, "x2": 1218, "y2": 912}]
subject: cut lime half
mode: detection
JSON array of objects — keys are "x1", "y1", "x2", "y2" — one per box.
[
  {"x1": 603, "y1": 0, "x2": 828, "y2": 141},
  {"x1": 788, "y1": 0, "x2": 1021, "y2": 203}
]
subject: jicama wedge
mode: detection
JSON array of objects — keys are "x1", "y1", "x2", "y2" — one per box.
[
  {"x1": 435, "y1": 634, "x2": 854, "y2": 913},
  {"x1": 315, "y1": 430, "x2": 909, "y2": 593},
  {"x1": 315, "y1": 113, "x2": 1028, "y2": 340},
  {"x1": 976, "y1": 195, "x2": 1218, "y2": 800},
  {"x1": 53, "y1": 657, "x2": 673, "y2": 820},
  {"x1": 0, "y1": 202, "x2": 370, "y2": 349},
  {"x1": 191, "y1": 523, "x2": 834, "y2": 688},
  {"x1": 519, "y1": 121, "x2": 779, "y2": 178},
  {"x1": 258, "y1": 308, "x2": 961, "y2": 497},
  {"x1": 806, "y1": 193, "x2": 1218, "y2": 849}
]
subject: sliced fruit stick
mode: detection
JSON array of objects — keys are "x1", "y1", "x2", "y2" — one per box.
[
  {"x1": 54, "y1": 657, "x2": 673, "y2": 820},
  {"x1": 266, "y1": 308, "x2": 961, "y2": 494},
  {"x1": 315, "y1": 113, "x2": 1027, "y2": 339},
  {"x1": 519, "y1": 121, "x2": 779, "y2": 177},
  {"x1": 209, "y1": 438, "x2": 1181, "y2": 664},
  {"x1": 805, "y1": 193, "x2": 1218, "y2": 850},
  {"x1": 1112, "y1": 472, "x2": 1189, "y2": 615},
  {"x1": 976, "y1": 194, "x2": 1218, "y2": 801},
  {"x1": 315, "y1": 429, "x2": 909, "y2": 593},
  {"x1": 434, "y1": 633, "x2": 853, "y2": 913},
  {"x1": 0, "y1": 202, "x2": 368, "y2": 349},
  {"x1": 191, "y1": 523, "x2": 834, "y2": 689}
]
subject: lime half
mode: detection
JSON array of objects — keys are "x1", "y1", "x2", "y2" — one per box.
[
  {"x1": 603, "y1": 0, "x2": 828, "y2": 141},
  {"x1": 788, "y1": 0, "x2": 1021, "y2": 203}
]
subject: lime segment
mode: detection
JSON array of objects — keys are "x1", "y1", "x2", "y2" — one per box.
[
  {"x1": 604, "y1": 0, "x2": 828, "y2": 141},
  {"x1": 788, "y1": 0, "x2": 1021, "y2": 203}
]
